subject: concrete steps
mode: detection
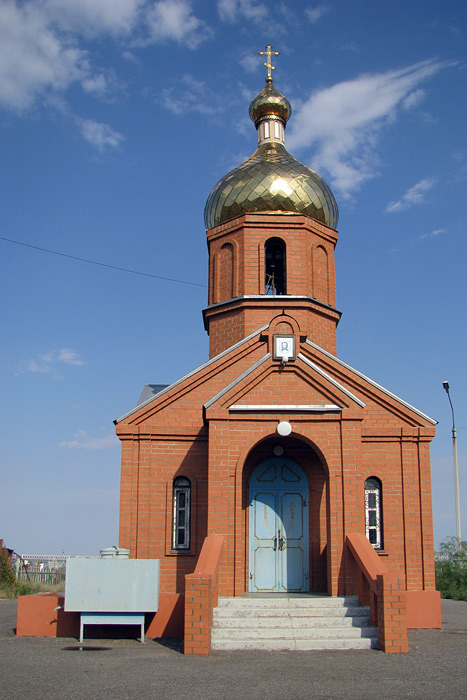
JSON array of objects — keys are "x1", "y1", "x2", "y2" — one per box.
[{"x1": 211, "y1": 595, "x2": 378, "y2": 651}]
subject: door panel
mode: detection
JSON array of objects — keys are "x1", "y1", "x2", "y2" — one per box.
[
  {"x1": 251, "y1": 491, "x2": 278, "y2": 591},
  {"x1": 281, "y1": 463, "x2": 301, "y2": 482},
  {"x1": 254, "y1": 546, "x2": 278, "y2": 590},
  {"x1": 257, "y1": 464, "x2": 277, "y2": 482},
  {"x1": 281, "y1": 544, "x2": 304, "y2": 591},
  {"x1": 249, "y1": 458, "x2": 309, "y2": 593},
  {"x1": 281, "y1": 493, "x2": 304, "y2": 540},
  {"x1": 281, "y1": 492, "x2": 305, "y2": 591},
  {"x1": 254, "y1": 492, "x2": 277, "y2": 540}
]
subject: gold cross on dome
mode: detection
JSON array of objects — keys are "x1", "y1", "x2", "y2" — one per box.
[{"x1": 258, "y1": 44, "x2": 279, "y2": 82}]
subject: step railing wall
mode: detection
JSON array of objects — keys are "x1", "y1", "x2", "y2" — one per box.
[
  {"x1": 346, "y1": 532, "x2": 408, "y2": 653},
  {"x1": 184, "y1": 534, "x2": 225, "y2": 655}
]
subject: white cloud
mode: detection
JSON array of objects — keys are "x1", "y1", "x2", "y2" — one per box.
[
  {"x1": 286, "y1": 60, "x2": 448, "y2": 198},
  {"x1": 217, "y1": 0, "x2": 267, "y2": 23},
  {"x1": 43, "y1": 0, "x2": 144, "y2": 37},
  {"x1": 78, "y1": 119, "x2": 125, "y2": 151},
  {"x1": 402, "y1": 88, "x2": 426, "y2": 110},
  {"x1": 17, "y1": 348, "x2": 85, "y2": 377},
  {"x1": 146, "y1": 0, "x2": 211, "y2": 49},
  {"x1": 305, "y1": 5, "x2": 330, "y2": 24},
  {"x1": 420, "y1": 227, "x2": 447, "y2": 240},
  {"x1": 24, "y1": 359, "x2": 54, "y2": 375},
  {"x1": 240, "y1": 52, "x2": 262, "y2": 74},
  {"x1": 0, "y1": 0, "x2": 210, "y2": 116},
  {"x1": 217, "y1": 0, "x2": 236, "y2": 21},
  {"x1": 385, "y1": 178, "x2": 436, "y2": 213},
  {"x1": 56, "y1": 349, "x2": 86, "y2": 366},
  {"x1": 58, "y1": 431, "x2": 119, "y2": 451},
  {"x1": 450, "y1": 150, "x2": 467, "y2": 183},
  {"x1": 81, "y1": 73, "x2": 111, "y2": 97},
  {"x1": 161, "y1": 74, "x2": 217, "y2": 115},
  {"x1": 0, "y1": 0, "x2": 88, "y2": 111}
]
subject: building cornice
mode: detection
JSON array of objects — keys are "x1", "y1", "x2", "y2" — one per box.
[{"x1": 203, "y1": 295, "x2": 341, "y2": 331}]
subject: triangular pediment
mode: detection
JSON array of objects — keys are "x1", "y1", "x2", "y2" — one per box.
[
  {"x1": 115, "y1": 321, "x2": 435, "y2": 436},
  {"x1": 204, "y1": 351, "x2": 364, "y2": 419},
  {"x1": 300, "y1": 340, "x2": 436, "y2": 428},
  {"x1": 115, "y1": 325, "x2": 269, "y2": 428}
]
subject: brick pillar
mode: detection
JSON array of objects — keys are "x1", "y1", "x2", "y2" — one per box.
[
  {"x1": 376, "y1": 573, "x2": 408, "y2": 653},
  {"x1": 184, "y1": 574, "x2": 214, "y2": 655},
  {"x1": 184, "y1": 535, "x2": 225, "y2": 655},
  {"x1": 401, "y1": 435, "x2": 423, "y2": 589},
  {"x1": 418, "y1": 437, "x2": 437, "y2": 590}
]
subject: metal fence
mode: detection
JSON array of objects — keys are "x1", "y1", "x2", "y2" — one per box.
[{"x1": 16, "y1": 570, "x2": 66, "y2": 585}]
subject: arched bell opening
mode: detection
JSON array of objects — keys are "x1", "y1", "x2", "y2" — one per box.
[
  {"x1": 241, "y1": 434, "x2": 328, "y2": 594},
  {"x1": 265, "y1": 237, "x2": 286, "y2": 295}
]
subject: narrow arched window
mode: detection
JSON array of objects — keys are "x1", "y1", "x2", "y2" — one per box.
[
  {"x1": 265, "y1": 238, "x2": 286, "y2": 295},
  {"x1": 172, "y1": 477, "x2": 191, "y2": 551},
  {"x1": 313, "y1": 245, "x2": 329, "y2": 304},
  {"x1": 219, "y1": 243, "x2": 234, "y2": 300},
  {"x1": 365, "y1": 478, "x2": 383, "y2": 549}
]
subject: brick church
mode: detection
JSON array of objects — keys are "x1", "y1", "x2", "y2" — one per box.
[{"x1": 115, "y1": 48, "x2": 441, "y2": 653}]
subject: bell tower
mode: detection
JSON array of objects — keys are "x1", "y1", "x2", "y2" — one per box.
[{"x1": 203, "y1": 46, "x2": 341, "y2": 358}]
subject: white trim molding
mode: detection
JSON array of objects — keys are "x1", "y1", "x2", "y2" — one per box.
[{"x1": 229, "y1": 404, "x2": 342, "y2": 412}]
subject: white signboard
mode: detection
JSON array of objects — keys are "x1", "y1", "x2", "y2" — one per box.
[{"x1": 65, "y1": 559, "x2": 160, "y2": 612}]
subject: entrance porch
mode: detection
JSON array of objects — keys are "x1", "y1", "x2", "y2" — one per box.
[{"x1": 211, "y1": 594, "x2": 378, "y2": 651}]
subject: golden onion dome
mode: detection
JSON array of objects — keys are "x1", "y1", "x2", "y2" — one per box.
[
  {"x1": 204, "y1": 142, "x2": 338, "y2": 229},
  {"x1": 204, "y1": 68, "x2": 338, "y2": 231},
  {"x1": 248, "y1": 83, "x2": 292, "y2": 126}
]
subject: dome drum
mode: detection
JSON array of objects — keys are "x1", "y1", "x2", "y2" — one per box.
[{"x1": 254, "y1": 113, "x2": 284, "y2": 127}]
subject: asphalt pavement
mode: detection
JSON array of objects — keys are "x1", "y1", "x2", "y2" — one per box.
[{"x1": 1, "y1": 598, "x2": 466, "y2": 700}]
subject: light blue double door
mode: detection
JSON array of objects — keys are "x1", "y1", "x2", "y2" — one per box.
[{"x1": 249, "y1": 458, "x2": 309, "y2": 593}]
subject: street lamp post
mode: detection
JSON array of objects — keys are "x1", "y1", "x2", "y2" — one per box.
[{"x1": 442, "y1": 381, "x2": 462, "y2": 544}]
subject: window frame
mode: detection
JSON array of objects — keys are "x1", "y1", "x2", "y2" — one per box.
[
  {"x1": 172, "y1": 477, "x2": 191, "y2": 552},
  {"x1": 365, "y1": 477, "x2": 383, "y2": 550}
]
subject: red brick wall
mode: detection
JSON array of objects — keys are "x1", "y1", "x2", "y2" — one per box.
[
  {"x1": 205, "y1": 213, "x2": 339, "y2": 356},
  {"x1": 118, "y1": 383, "x2": 436, "y2": 607},
  {"x1": 119, "y1": 435, "x2": 209, "y2": 593},
  {"x1": 205, "y1": 300, "x2": 340, "y2": 358},
  {"x1": 116, "y1": 253, "x2": 437, "y2": 632}
]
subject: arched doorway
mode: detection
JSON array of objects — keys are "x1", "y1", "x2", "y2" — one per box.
[{"x1": 249, "y1": 457, "x2": 309, "y2": 592}]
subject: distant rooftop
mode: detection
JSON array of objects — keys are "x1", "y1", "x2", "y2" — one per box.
[{"x1": 137, "y1": 384, "x2": 169, "y2": 406}]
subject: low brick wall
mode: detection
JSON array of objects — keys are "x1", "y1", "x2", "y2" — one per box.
[
  {"x1": 376, "y1": 573, "x2": 408, "y2": 653},
  {"x1": 184, "y1": 535, "x2": 225, "y2": 655},
  {"x1": 17, "y1": 593, "x2": 79, "y2": 638},
  {"x1": 346, "y1": 533, "x2": 408, "y2": 653}
]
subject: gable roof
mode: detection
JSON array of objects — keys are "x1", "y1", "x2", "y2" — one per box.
[
  {"x1": 137, "y1": 384, "x2": 169, "y2": 406},
  {"x1": 304, "y1": 340, "x2": 436, "y2": 425},
  {"x1": 298, "y1": 354, "x2": 366, "y2": 408},
  {"x1": 115, "y1": 324, "x2": 268, "y2": 423},
  {"x1": 115, "y1": 323, "x2": 436, "y2": 428}
]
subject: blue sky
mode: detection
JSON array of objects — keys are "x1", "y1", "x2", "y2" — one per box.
[{"x1": 1, "y1": 0, "x2": 466, "y2": 555}]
